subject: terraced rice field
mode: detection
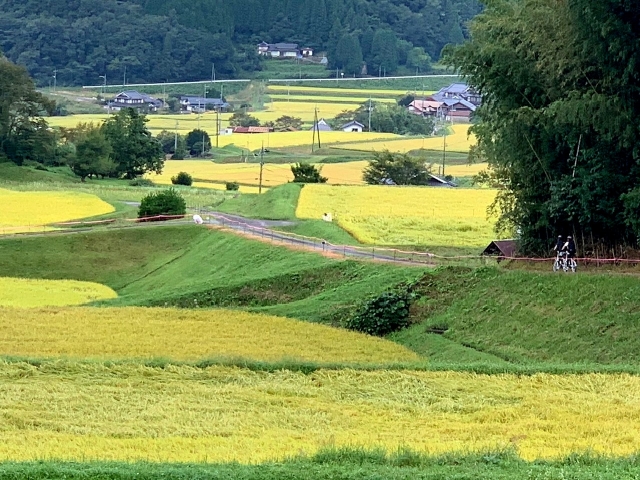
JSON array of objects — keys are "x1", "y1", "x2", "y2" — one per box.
[
  {"x1": 0, "y1": 365, "x2": 637, "y2": 462},
  {"x1": 0, "y1": 278, "x2": 117, "y2": 307},
  {"x1": 0, "y1": 307, "x2": 417, "y2": 363},
  {"x1": 0, "y1": 188, "x2": 114, "y2": 234},
  {"x1": 337, "y1": 124, "x2": 476, "y2": 153},
  {"x1": 297, "y1": 185, "x2": 498, "y2": 246}
]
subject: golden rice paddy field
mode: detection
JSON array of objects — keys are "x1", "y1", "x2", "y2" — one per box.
[
  {"x1": 0, "y1": 365, "x2": 637, "y2": 462},
  {"x1": 0, "y1": 307, "x2": 417, "y2": 364},
  {"x1": 151, "y1": 160, "x2": 487, "y2": 189},
  {"x1": 270, "y1": 94, "x2": 396, "y2": 104},
  {"x1": 0, "y1": 278, "x2": 117, "y2": 308},
  {"x1": 267, "y1": 85, "x2": 434, "y2": 97},
  {"x1": 338, "y1": 124, "x2": 476, "y2": 153},
  {"x1": 297, "y1": 185, "x2": 498, "y2": 246},
  {"x1": 0, "y1": 188, "x2": 114, "y2": 234},
  {"x1": 149, "y1": 160, "x2": 370, "y2": 188}
]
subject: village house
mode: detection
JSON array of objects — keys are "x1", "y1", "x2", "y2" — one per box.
[
  {"x1": 309, "y1": 119, "x2": 333, "y2": 132},
  {"x1": 105, "y1": 90, "x2": 163, "y2": 112},
  {"x1": 180, "y1": 96, "x2": 230, "y2": 113},
  {"x1": 257, "y1": 42, "x2": 313, "y2": 58},
  {"x1": 341, "y1": 120, "x2": 364, "y2": 133}
]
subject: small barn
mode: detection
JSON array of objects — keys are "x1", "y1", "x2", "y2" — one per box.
[
  {"x1": 482, "y1": 240, "x2": 517, "y2": 261},
  {"x1": 341, "y1": 120, "x2": 365, "y2": 133}
]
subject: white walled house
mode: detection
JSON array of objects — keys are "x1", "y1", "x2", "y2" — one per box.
[{"x1": 341, "y1": 120, "x2": 364, "y2": 133}]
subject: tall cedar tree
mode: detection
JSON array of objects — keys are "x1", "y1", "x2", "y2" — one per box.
[{"x1": 448, "y1": 0, "x2": 640, "y2": 253}]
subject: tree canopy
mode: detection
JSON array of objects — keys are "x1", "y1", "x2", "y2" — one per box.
[
  {"x1": 449, "y1": 0, "x2": 640, "y2": 253},
  {"x1": 101, "y1": 109, "x2": 164, "y2": 179},
  {"x1": 363, "y1": 151, "x2": 432, "y2": 186},
  {"x1": 0, "y1": 57, "x2": 55, "y2": 164}
]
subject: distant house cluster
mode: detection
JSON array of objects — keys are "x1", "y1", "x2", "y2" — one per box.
[
  {"x1": 105, "y1": 91, "x2": 232, "y2": 114},
  {"x1": 409, "y1": 83, "x2": 481, "y2": 122},
  {"x1": 106, "y1": 91, "x2": 163, "y2": 112},
  {"x1": 257, "y1": 42, "x2": 313, "y2": 59}
]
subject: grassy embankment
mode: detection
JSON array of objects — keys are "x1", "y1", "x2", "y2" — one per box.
[{"x1": 3, "y1": 223, "x2": 640, "y2": 373}]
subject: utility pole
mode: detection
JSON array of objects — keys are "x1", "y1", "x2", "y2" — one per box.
[
  {"x1": 52, "y1": 69, "x2": 57, "y2": 93},
  {"x1": 258, "y1": 141, "x2": 265, "y2": 194},
  {"x1": 174, "y1": 120, "x2": 179, "y2": 153},
  {"x1": 99, "y1": 75, "x2": 107, "y2": 95},
  {"x1": 211, "y1": 63, "x2": 215, "y2": 83},
  {"x1": 442, "y1": 128, "x2": 447, "y2": 177},
  {"x1": 368, "y1": 97, "x2": 372, "y2": 132},
  {"x1": 215, "y1": 107, "x2": 220, "y2": 148},
  {"x1": 123, "y1": 65, "x2": 126, "y2": 86}
]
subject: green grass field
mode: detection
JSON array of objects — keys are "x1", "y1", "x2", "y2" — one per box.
[{"x1": 0, "y1": 451, "x2": 638, "y2": 480}]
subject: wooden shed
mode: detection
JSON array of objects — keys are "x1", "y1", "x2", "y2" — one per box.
[{"x1": 482, "y1": 240, "x2": 517, "y2": 260}]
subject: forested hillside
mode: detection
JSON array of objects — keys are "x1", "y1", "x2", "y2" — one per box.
[{"x1": 0, "y1": 0, "x2": 479, "y2": 86}]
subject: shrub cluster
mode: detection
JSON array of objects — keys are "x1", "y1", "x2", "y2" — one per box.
[
  {"x1": 171, "y1": 171, "x2": 193, "y2": 186},
  {"x1": 226, "y1": 181, "x2": 240, "y2": 191},
  {"x1": 345, "y1": 291, "x2": 412, "y2": 336},
  {"x1": 138, "y1": 188, "x2": 186, "y2": 218},
  {"x1": 129, "y1": 178, "x2": 155, "y2": 187}
]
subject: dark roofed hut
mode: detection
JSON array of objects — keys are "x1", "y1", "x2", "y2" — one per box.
[{"x1": 482, "y1": 240, "x2": 518, "y2": 262}]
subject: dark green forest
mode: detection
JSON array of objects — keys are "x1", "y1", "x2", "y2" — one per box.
[{"x1": 0, "y1": 0, "x2": 480, "y2": 86}]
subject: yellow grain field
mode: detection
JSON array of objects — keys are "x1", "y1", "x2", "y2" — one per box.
[
  {"x1": 442, "y1": 162, "x2": 489, "y2": 177},
  {"x1": 297, "y1": 185, "x2": 498, "y2": 246},
  {"x1": 0, "y1": 307, "x2": 418, "y2": 363},
  {"x1": 267, "y1": 85, "x2": 432, "y2": 97},
  {"x1": 148, "y1": 160, "x2": 369, "y2": 188},
  {"x1": 0, "y1": 188, "x2": 114, "y2": 234},
  {"x1": 0, "y1": 278, "x2": 117, "y2": 307},
  {"x1": 338, "y1": 124, "x2": 476, "y2": 153},
  {"x1": 0, "y1": 365, "x2": 638, "y2": 462},
  {"x1": 270, "y1": 95, "x2": 396, "y2": 104}
]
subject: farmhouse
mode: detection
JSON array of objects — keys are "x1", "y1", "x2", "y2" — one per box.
[
  {"x1": 257, "y1": 42, "x2": 307, "y2": 58},
  {"x1": 106, "y1": 90, "x2": 163, "y2": 112},
  {"x1": 309, "y1": 119, "x2": 333, "y2": 132},
  {"x1": 433, "y1": 83, "x2": 482, "y2": 106},
  {"x1": 341, "y1": 120, "x2": 364, "y2": 133},
  {"x1": 409, "y1": 100, "x2": 446, "y2": 118},
  {"x1": 180, "y1": 96, "x2": 230, "y2": 113}
]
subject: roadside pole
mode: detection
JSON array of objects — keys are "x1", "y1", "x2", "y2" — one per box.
[{"x1": 258, "y1": 141, "x2": 265, "y2": 194}]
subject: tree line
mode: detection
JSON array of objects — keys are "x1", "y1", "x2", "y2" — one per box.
[
  {"x1": 0, "y1": 0, "x2": 480, "y2": 86},
  {"x1": 449, "y1": 0, "x2": 640, "y2": 253},
  {"x1": 1, "y1": 55, "x2": 164, "y2": 180}
]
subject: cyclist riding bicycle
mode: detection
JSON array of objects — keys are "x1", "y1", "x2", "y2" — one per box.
[
  {"x1": 563, "y1": 236, "x2": 577, "y2": 259},
  {"x1": 553, "y1": 235, "x2": 565, "y2": 258}
]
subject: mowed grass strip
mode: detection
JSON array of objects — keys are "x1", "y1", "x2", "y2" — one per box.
[
  {"x1": 0, "y1": 188, "x2": 114, "y2": 233},
  {"x1": 0, "y1": 365, "x2": 638, "y2": 462},
  {"x1": 0, "y1": 278, "x2": 117, "y2": 307},
  {"x1": 297, "y1": 185, "x2": 498, "y2": 247},
  {"x1": 0, "y1": 307, "x2": 418, "y2": 364}
]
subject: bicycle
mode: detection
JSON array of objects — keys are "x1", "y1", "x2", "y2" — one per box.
[{"x1": 553, "y1": 251, "x2": 577, "y2": 273}]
